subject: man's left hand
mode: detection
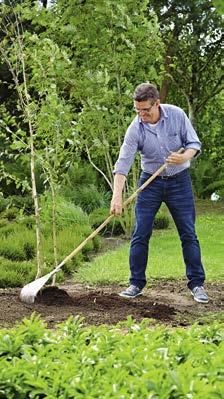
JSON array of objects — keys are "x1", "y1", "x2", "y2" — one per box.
[{"x1": 166, "y1": 152, "x2": 187, "y2": 165}]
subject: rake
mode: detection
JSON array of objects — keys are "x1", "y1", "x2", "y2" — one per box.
[{"x1": 20, "y1": 148, "x2": 184, "y2": 303}]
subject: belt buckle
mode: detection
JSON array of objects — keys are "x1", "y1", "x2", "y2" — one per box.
[{"x1": 161, "y1": 175, "x2": 169, "y2": 180}]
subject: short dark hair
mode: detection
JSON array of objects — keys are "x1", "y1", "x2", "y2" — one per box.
[{"x1": 133, "y1": 83, "x2": 159, "y2": 102}]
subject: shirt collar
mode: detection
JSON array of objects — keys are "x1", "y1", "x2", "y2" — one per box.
[{"x1": 159, "y1": 104, "x2": 168, "y2": 119}]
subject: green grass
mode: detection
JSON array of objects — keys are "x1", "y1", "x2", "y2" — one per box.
[{"x1": 74, "y1": 212, "x2": 224, "y2": 285}]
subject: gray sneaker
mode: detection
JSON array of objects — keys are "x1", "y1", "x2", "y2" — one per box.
[
  {"x1": 191, "y1": 286, "x2": 209, "y2": 303},
  {"x1": 119, "y1": 285, "x2": 142, "y2": 298}
]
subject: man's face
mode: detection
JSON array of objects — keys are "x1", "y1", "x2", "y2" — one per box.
[{"x1": 134, "y1": 99, "x2": 160, "y2": 123}]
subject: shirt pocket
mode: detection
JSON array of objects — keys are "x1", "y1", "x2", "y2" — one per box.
[{"x1": 167, "y1": 132, "x2": 182, "y2": 152}]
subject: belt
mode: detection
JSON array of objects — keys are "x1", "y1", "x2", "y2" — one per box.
[
  {"x1": 159, "y1": 169, "x2": 188, "y2": 180},
  {"x1": 142, "y1": 168, "x2": 188, "y2": 180}
]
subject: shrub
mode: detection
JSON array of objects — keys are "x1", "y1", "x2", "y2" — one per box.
[
  {"x1": 89, "y1": 207, "x2": 125, "y2": 236},
  {"x1": 191, "y1": 158, "x2": 224, "y2": 198},
  {"x1": 43, "y1": 224, "x2": 95, "y2": 272},
  {"x1": 0, "y1": 196, "x2": 100, "y2": 287},
  {"x1": 1, "y1": 207, "x2": 19, "y2": 221},
  {"x1": 153, "y1": 205, "x2": 170, "y2": 230},
  {"x1": 90, "y1": 205, "x2": 170, "y2": 236},
  {"x1": 153, "y1": 213, "x2": 170, "y2": 229},
  {"x1": 0, "y1": 197, "x2": 11, "y2": 213},
  {"x1": 0, "y1": 227, "x2": 36, "y2": 261},
  {"x1": 61, "y1": 184, "x2": 109, "y2": 214},
  {"x1": 65, "y1": 162, "x2": 99, "y2": 186},
  {"x1": 0, "y1": 218, "x2": 9, "y2": 229},
  {"x1": 0, "y1": 257, "x2": 36, "y2": 287},
  {"x1": 41, "y1": 194, "x2": 90, "y2": 233},
  {"x1": 0, "y1": 221, "x2": 22, "y2": 238},
  {"x1": 18, "y1": 215, "x2": 35, "y2": 229},
  {"x1": 7, "y1": 195, "x2": 34, "y2": 213},
  {"x1": 0, "y1": 195, "x2": 34, "y2": 214}
]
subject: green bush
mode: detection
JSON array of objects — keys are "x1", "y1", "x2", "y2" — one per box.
[
  {"x1": 0, "y1": 218, "x2": 9, "y2": 229},
  {"x1": 153, "y1": 205, "x2": 170, "y2": 230},
  {"x1": 154, "y1": 213, "x2": 170, "y2": 229},
  {"x1": 89, "y1": 205, "x2": 170, "y2": 236},
  {"x1": 61, "y1": 184, "x2": 109, "y2": 213},
  {"x1": 0, "y1": 195, "x2": 34, "y2": 214},
  {"x1": 18, "y1": 215, "x2": 35, "y2": 229},
  {"x1": 0, "y1": 197, "x2": 11, "y2": 213},
  {"x1": 43, "y1": 224, "x2": 96, "y2": 272},
  {"x1": 0, "y1": 257, "x2": 36, "y2": 287},
  {"x1": 0, "y1": 221, "x2": 22, "y2": 237},
  {"x1": 65, "y1": 162, "x2": 99, "y2": 186},
  {"x1": 1, "y1": 206, "x2": 19, "y2": 221},
  {"x1": 0, "y1": 196, "x2": 101, "y2": 287},
  {"x1": 0, "y1": 227, "x2": 36, "y2": 261},
  {"x1": 89, "y1": 207, "x2": 125, "y2": 235},
  {"x1": 41, "y1": 194, "x2": 90, "y2": 233},
  {"x1": 191, "y1": 158, "x2": 224, "y2": 198},
  {"x1": 0, "y1": 316, "x2": 223, "y2": 397}
]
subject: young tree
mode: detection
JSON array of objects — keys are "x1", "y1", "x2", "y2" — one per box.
[
  {"x1": 0, "y1": 3, "x2": 77, "y2": 279},
  {"x1": 52, "y1": 0, "x2": 164, "y2": 189},
  {"x1": 0, "y1": 5, "x2": 45, "y2": 277}
]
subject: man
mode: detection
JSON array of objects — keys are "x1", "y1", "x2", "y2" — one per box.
[{"x1": 110, "y1": 82, "x2": 208, "y2": 303}]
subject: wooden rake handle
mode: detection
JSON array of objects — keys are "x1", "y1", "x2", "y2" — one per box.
[{"x1": 54, "y1": 147, "x2": 184, "y2": 273}]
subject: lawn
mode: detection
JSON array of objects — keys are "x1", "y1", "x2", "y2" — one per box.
[{"x1": 74, "y1": 202, "x2": 224, "y2": 286}]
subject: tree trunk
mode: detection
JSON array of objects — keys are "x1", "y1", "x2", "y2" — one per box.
[
  {"x1": 188, "y1": 101, "x2": 195, "y2": 125},
  {"x1": 28, "y1": 119, "x2": 44, "y2": 278},
  {"x1": 160, "y1": 54, "x2": 172, "y2": 103},
  {"x1": 50, "y1": 178, "x2": 58, "y2": 286},
  {"x1": 42, "y1": 0, "x2": 48, "y2": 8}
]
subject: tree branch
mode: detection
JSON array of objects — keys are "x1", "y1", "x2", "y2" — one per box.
[{"x1": 86, "y1": 145, "x2": 113, "y2": 191}]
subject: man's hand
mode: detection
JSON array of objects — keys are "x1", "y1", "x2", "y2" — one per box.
[
  {"x1": 166, "y1": 152, "x2": 187, "y2": 165},
  {"x1": 166, "y1": 149, "x2": 197, "y2": 165},
  {"x1": 110, "y1": 195, "x2": 123, "y2": 215},
  {"x1": 110, "y1": 173, "x2": 126, "y2": 215}
]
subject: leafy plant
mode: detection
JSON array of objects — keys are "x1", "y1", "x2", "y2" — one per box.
[
  {"x1": 0, "y1": 315, "x2": 223, "y2": 398},
  {"x1": 191, "y1": 158, "x2": 224, "y2": 198}
]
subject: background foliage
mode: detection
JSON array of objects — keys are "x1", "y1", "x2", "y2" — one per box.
[{"x1": 0, "y1": 0, "x2": 223, "y2": 283}]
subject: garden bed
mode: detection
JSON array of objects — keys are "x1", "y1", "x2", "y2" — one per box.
[{"x1": 0, "y1": 279, "x2": 223, "y2": 328}]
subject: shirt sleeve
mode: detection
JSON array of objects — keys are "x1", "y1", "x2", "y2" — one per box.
[
  {"x1": 113, "y1": 122, "x2": 139, "y2": 176},
  {"x1": 181, "y1": 111, "x2": 202, "y2": 157}
]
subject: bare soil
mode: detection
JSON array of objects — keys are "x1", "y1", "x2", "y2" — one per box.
[{"x1": 0, "y1": 280, "x2": 223, "y2": 328}]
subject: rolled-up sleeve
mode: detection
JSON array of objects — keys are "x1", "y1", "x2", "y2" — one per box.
[
  {"x1": 181, "y1": 111, "x2": 201, "y2": 156},
  {"x1": 113, "y1": 123, "x2": 139, "y2": 176}
]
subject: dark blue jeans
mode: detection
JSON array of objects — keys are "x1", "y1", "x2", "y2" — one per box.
[{"x1": 130, "y1": 169, "x2": 205, "y2": 291}]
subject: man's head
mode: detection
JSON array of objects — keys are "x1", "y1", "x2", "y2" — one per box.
[
  {"x1": 133, "y1": 82, "x2": 159, "y2": 102},
  {"x1": 133, "y1": 82, "x2": 160, "y2": 123}
]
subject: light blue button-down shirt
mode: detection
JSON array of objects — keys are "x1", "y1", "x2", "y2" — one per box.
[{"x1": 113, "y1": 104, "x2": 201, "y2": 177}]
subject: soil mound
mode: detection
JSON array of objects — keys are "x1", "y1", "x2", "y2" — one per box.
[{"x1": 36, "y1": 286, "x2": 75, "y2": 306}]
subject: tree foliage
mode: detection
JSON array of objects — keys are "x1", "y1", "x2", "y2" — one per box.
[{"x1": 149, "y1": 0, "x2": 223, "y2": 125}]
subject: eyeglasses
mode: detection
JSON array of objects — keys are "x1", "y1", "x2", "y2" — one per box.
[{"x1": 133, "y1": 102, "x2": 155, "y2": 114}]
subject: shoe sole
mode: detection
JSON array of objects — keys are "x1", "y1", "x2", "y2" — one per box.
[
  {"x1": 193, "y1": 297, "x2": 209, "y2": 304},
  {"x1": 191, "y1": 292, "x2": 209, "y2": 303},
  {"x1": 118, "y1": 292, "x2": 143, "y2": 299}
]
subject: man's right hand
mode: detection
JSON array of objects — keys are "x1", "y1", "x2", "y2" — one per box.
[
  {"x1": 110, "y1": 196, "x2": 123, "y2": 215},
  {"x1": 110, "y1": 173, "x2": 126, "y2": 215}
]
